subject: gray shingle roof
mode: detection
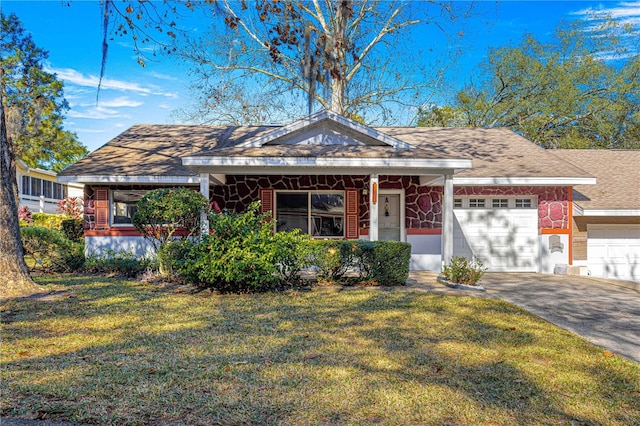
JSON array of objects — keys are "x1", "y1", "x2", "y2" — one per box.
[
  {"x1": 59, "y1": 123, "x2": 592, "y2": 180},
  {"x1": 553, "y1": 149, "x2": 640, "y2": 210}
]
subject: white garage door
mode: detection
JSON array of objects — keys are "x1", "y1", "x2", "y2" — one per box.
[
  {"x1": 587, "y1": 225, "x2": 640, "y2": 282},
  {"x1": 453, "y1": 197, "x2": 539, "y2": 272}
]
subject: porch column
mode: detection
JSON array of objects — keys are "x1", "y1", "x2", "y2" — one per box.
[
  {"x1": 369, "y1": 174, "x2": 379, "y2": 241},
  {"x1": 199, "y1": 173, "x2": 210, "y2": 237},
  {"x1": 442, "y1": 173, "x2": 454, "y2": 266}
]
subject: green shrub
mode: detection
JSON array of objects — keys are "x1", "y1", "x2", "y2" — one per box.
[
  {"x1": 84, "y1": 249, "x2": 154, "y2": 278},
  {"x1": 61, "y1": 218, "x2": 84, "y2": 241},
  {"x1": 442, "y1": 256, "x2": 487, "y2": 285},
  {"x1": 176, "y1": 202, "x2": 311, "y2": 293},
  {"x1": 132, "y1": 187, "x2": 209, "y2": 253},
  {"x1": 31, "y1": 213, "x2": 66, "y2": 230},
  {"x1": 310, "y1": 240, "x2": 356, "y2": 281},
  {"x1": 354, "y1": 240, "x2": 411, "y2": 286},
  {"x1": 157, "y1": 240, "x2": 193, "y2": 278},
  {"x1": 20, "y1": 226, "x2": 84, "y2": 272}
]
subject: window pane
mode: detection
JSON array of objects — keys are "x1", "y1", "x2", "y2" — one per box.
[
  {"x1": 44, "y1": 181, "x2": 53, "y2": 198},
  {"x1": 454, "y1": 198, "x2": 462, "y2": 208},
  {"x1": 515, "y1": 198, "x2": 532, "y2": 208},
  {"x1": 276, "y1": 193, "x2": 309, "y2": 233},
  {"x1": 469, "y1": 198, "x2": 485, "y2": 208},
  {"x1": 311, "y1": 192, "x2": 344, "y2": 237},
  {"x1": 31, "y1": 178, "x2": 42, "y2": 196},
  {"x1": 112, "y1": 190, "x2": 147, "y2": 224},
  {"x1": 21, "y1": 176, "x2": 29, "y2": 195},
  {"x1": 492, "y1": 199, "x2": 508, "y2": 208}
]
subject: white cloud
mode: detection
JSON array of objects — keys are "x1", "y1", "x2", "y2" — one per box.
[
  {"x1": 149, "y1": 71, "x2": 178, "y2": 81},
  {"x1": 92, "y1": 96, "x2": 143, "y2": 108},
  {"x1": 67, "y1": 106, "x2": 127, "y2": 120},
  {"x1": 73, "y1": 128, "x2": 107, "y2": 134},
  {"x1": 572, "y1": 1, "x2": 640, "y2": 22},
  {"x1": 45, "y1": 65, "x2": 177, "y2": 98}
]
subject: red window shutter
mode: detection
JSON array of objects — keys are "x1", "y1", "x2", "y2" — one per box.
[
  {"x1": 260, "y1": 188, "x2": 274, "y2": 217},
  {"x1": 345, "y1": 189, "x2": 359, "y2": 239},
  {"x1": 94, "y1": 188, "x2": 109, "y2": 230}
]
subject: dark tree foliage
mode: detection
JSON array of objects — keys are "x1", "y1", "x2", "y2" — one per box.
[{"x1": 1, "y1": 12, "x2": 88, "y2": 172}]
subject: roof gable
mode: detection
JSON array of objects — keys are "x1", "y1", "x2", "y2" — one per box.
[{"x1": 236, "y1": 110, "x2": 414, "y2": 149}]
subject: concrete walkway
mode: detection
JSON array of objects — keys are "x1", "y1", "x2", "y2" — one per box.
[{"x1": 408, "y1": 271, "x2": 640, "y2": 363}]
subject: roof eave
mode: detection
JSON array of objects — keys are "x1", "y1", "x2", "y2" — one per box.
[
  {"x1": 57, "y1": 175, "x2": 200, "y2": 185},
  {"x1": 453, "y1": 177, "x2": 597, "y2": 186},
  {"x1": 578, "y1": 209, "x2": 640, "y2": 217}
]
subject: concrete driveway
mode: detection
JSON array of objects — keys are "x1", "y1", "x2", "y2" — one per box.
[{"x1": 408, "y1": 272, "x2": 640, "y2": 363}]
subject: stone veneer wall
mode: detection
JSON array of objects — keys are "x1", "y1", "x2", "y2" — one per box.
[{"x1": 209, "y1": 178, "x2": 569, "y2": 231}]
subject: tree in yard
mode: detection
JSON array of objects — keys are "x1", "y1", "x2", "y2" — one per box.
[
  {"x1": 102, "y1": 0, "x2": 473, "y2": 125},
  {"x1": 1, "y1": 12, "x2": 88, "y2": 173},
  {"x1": 418, "y1": 18, "x2": 640, "y2": 149},
  {"x1": 132, "y1": 187, "x2": 209, "y2": 254},
  {"x1": 1, "y1": 12, "x2": 87, "y2": 297}
]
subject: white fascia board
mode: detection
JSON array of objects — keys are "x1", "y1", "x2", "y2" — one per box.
[
  {"x1": 57, "y1": 175, "x2": 200, "y2": 184},
  {"x1": 182, "y1": 156, "x2": 471, "y2": 170},
  {"x1": 573, "y1": 203, "x2": 584, "y2": 216},
  {"x1": 581, "y1": 209, "x2": 640, "y2": 216},
  {"x1": 453, "y1": 177, "x2": 597, "y2": 186},
  {"x1": 236, "y1": 110, "x2": 413, "y2": 149}
]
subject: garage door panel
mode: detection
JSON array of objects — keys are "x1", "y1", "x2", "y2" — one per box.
[
  {"x1": 587, "y1": 225, "x2": 640, "y2": 282},
  {"x1": 454, "y1": 208, "x2": 538, "y2": 272}
]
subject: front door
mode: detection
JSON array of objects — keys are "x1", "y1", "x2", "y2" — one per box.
[{"x1": 378, "y1": 193, "x2": 402, "y2": 241}]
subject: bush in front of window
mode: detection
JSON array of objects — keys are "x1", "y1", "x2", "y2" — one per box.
[
  {"x1": 310, "y1": 240, "x2": 411, "y2": 286},
  {"x1": 175, "y1": 202, "x2": 311, "y2": 293},
  {"x1": 132, "y1": 187, "x2": 209, "y2": 253},
  {"x1": 311, "y1": 240, "x2": 356, "y2": 282}
]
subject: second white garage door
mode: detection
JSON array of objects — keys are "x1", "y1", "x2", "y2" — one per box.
[
  {"x1": 587, "y1": 225, "x2": 640, "y2": 282},
  {"x1": 453, "y1": 198, "x2": 539, "y2": 272}
]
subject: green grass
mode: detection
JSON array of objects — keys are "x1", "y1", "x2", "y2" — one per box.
[{"x1": 1, "y1": 275, "x2": 639, "y2": 425}]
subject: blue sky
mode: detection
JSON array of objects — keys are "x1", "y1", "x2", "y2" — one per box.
[{"x1": 2, "y1": 1, "x2": 639, "y2": 153}]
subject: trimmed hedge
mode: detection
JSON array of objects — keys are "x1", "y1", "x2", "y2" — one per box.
[{"x1": 311, "y1": 240, "x2": 411, "y2": 286}]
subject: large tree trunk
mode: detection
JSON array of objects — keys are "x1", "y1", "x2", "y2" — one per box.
[
  {"x1": 0, "y1": 86, "x2": 42, "y2": 299},
  {"x1": 329, "y1": 0, "x2": 351, "y2": 115}
]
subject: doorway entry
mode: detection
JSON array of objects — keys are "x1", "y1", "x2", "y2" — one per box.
[{"x1": 378, "y1": 190, "x2": 405, "y2": 242}]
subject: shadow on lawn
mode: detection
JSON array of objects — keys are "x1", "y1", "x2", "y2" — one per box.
[{"x1": 2, "y1": 278, "x2": 638, "y2": 424}]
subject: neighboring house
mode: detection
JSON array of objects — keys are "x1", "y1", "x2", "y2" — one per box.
[
  {"x1": 58, "y1": 110, "x2": 596, "y2": 273},
  {"x1": 554, "y1": 150, "x2": 640, "y2": 282},
  {"x1": 17, "y1": 159, "x2": 83, "y2": 214}
]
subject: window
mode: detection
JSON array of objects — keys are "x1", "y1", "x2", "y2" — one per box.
[
  {"x1": 515, "y1": 198, "x2": 532, "y2": 208},
  {"x1": 276, "y1": 191, "x2": 344, "y2": 237},
  {"x1": 111, "y1": 190, "x2": 147, "y2": 225},
  {"x1": 30, "y1": 177, "x2": 43, "y2": 196},
  {"x1": 53, "y1": 183, "x2": 67, "y2": 200},
  {"x1": 43, "y1": 181, "x2": 53, "y2": 199},
  {"x1": 469, "y1": 198, "x2": 485, "y2": 208},
  {"x1": 454, "y1": 198, "x2": 463, "y2": 208},
  {"x1": 21, "y1": 176, "x2": 29, "y2": 195},
  {"x1": 492, "y1": 198, "x2": 508, "y2": 208}
]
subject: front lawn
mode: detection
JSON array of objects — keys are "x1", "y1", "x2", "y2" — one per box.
[{"x1": 1, "y1": 275, "x2": 638, "y2": 425}]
